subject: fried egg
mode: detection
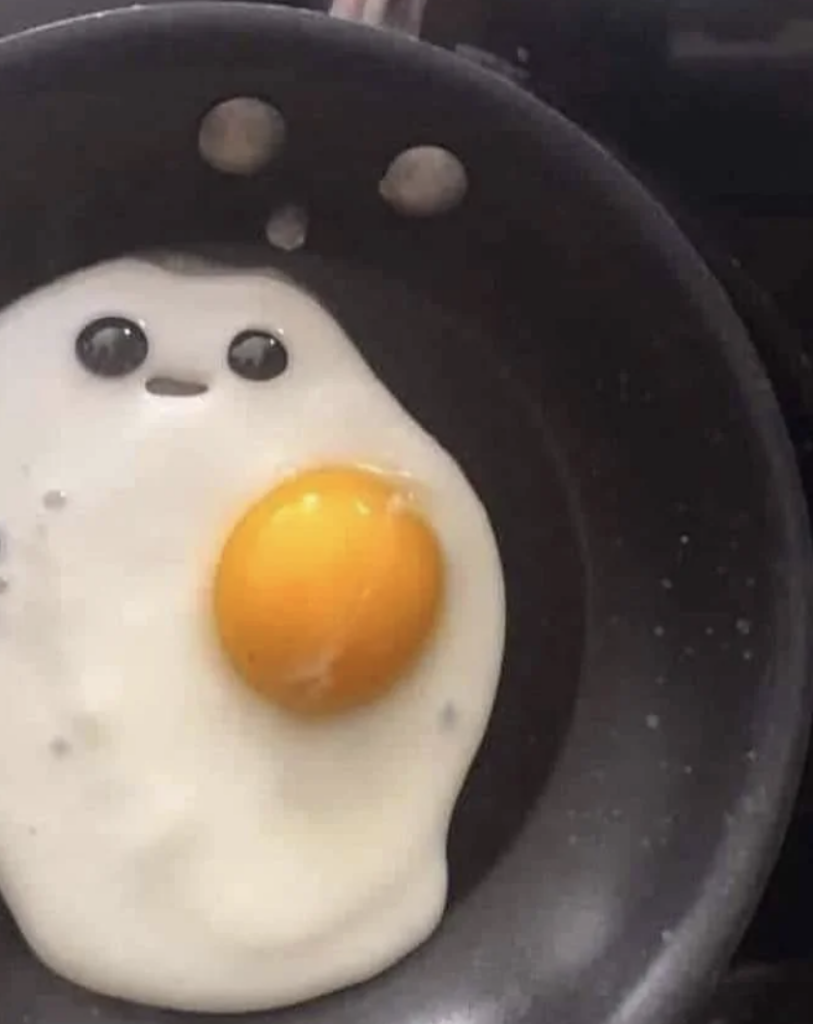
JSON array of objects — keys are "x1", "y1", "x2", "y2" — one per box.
[{"x1": 0, "y1": 256, "x2": 504, "y2": 1012}]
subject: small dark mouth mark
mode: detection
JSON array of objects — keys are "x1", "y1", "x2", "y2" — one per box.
[{"x1": 146, "y1": 377, "x2": 209, "y2": 397}]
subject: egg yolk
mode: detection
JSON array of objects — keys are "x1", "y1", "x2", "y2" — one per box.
[{"x1": 214, "y1": 466, "x2": 444, "y2": 717}]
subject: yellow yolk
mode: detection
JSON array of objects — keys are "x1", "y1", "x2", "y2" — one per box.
[{"x1": 214, "y1": 466, "x2": 444, "y2": 717}]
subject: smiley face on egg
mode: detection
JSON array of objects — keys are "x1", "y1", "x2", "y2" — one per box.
[{"x1": 0, "y1": 256, "x2": 505, "y2": 1012}]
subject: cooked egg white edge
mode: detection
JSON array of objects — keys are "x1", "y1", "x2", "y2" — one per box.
[{"x1": 0, "y1": 259, "x2": 505, "y2": 1012}]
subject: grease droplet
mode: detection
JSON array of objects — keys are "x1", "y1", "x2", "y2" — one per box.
[
  {"x1": 198, "y1": 97, "x2": 285, "y2": 176},
  {"x1": 265, "y1": 203, "x2": 308, "y2": 252},
  {"x1": 380, "y1": 146, "x2": 468, "y2": 217}
]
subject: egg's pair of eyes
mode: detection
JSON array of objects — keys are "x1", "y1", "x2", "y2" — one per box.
[{"x1": 75, "y1": 317, "x2": 289, "y2": 382}]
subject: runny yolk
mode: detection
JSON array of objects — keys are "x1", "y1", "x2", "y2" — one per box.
[{"x1": 213, "y1": 466, "x2": 444, "y2": 717}]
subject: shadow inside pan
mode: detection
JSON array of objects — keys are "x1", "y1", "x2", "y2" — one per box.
[{"x1": 279, "y1": 252, "x2": 587, "y2": 906}]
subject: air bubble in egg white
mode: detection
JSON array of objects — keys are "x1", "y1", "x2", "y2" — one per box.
[
  {"x1": 379, "y1": 146, "x2": 468, "y2": 217},
  {"x1": 736, "y1": 618, "x2": 752, "y2": 636},
  {"x1": 198, "y1": 97, "x2": 285, "y2": 176},
  {"x1": 646, "y1": 714, "x2": 660, "y2": 730},
  {"x1": 439, "y1": 702, "x2": 458, "y2": 731},
  {"x1": 653, "y1": 625, "x2": 665, "y2": 638},
  {"x1": 742, "y1": 649, "x2": 754, "y2": 662},
  {"x1": 265, "y1": 203, "x2": 308, "y2": 252},
  {"x1": 660, "y1": 578, "x2": 673, "y2": 590},
  {"x1": 679, "y1": 534, "x2": 690, "y2": 546},
  {"x1": 43, "y1": 489, "x2": 67, "y2": 510},
  {"x1": 49, "y1": 736, "x2": 71, "y2": 759}
]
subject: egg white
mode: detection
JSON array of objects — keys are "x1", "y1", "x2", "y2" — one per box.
[{"x1": 0, "y1": 257, "x2": 505, "y2": 1012}]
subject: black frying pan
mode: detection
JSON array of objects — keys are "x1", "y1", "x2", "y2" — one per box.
[{"x1": 0, "y1": 4, "x2": 809, "y2": 1024}]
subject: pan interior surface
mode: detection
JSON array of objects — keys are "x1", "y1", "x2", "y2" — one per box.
[{"x1": 0, "y1": 6, "x2": 808, "y2": 1024}]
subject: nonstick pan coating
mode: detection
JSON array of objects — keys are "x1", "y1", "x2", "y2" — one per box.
[{"x1": 0, "y1": 6, "x2": 809, "y2": 1024}]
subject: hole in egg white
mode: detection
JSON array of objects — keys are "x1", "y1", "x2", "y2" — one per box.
[{"x1": 145, "y1": 377, "x2": 209, "y2": 398}]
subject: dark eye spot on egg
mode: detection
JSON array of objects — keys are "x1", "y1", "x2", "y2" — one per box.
[
  {"x1": 0, "y1": 577, "x2": 8, "y2": 595},
  {"x1": 228, "y1": 330, "x2": 288, "y2": 382},
  {"x1": 76, "y1": 317, "x2": 148, "y2": 378}
]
